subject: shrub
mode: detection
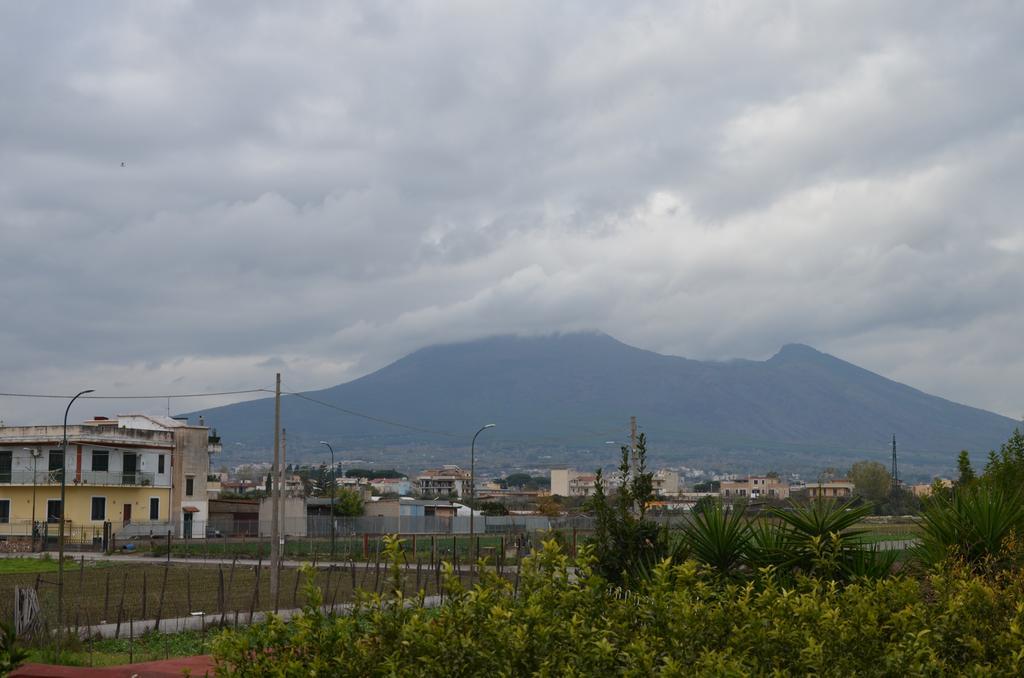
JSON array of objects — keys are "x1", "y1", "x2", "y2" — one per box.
[
  {"x1": 914, "y1": 484, "x2": 1024, "y2": 572},
  {"x1": 0, "y1": 620, "x2": 28, "y2": 675},
  {"x1": 213, "y1": 538, "x2": 1024, "y2": 677},
  {"x1": 585, "y1": 434, "x2": 665, "y2": 584}
]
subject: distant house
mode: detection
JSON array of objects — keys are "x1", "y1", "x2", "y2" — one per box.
[
  {"x1": 208, "y1": 497, "x2": 259, "y2": 536},
  {"x1": 370, "y1": 498, "x2": 466, "y2": 519},
  {"x1": 369, "y1": 477, "x2": 412, "y2": 496},
  {"x1": 550, "y1": 468, "x2": 598, "y2": 497},
  {"x1": 806, "y1": 480, "x2": 855, "y2": 499},
  {"x1": 910, "y1": 479, "x2": 953, "y2": 497},
  {"x1": 720, "y1": 476, "x2": 790, "y2": 501},
  {"x1": 652, "y1": 469, "x2": 681, "y2": 497},
  {"x1": 416, "y1": 466, "x2": 470, "y2": 498}
]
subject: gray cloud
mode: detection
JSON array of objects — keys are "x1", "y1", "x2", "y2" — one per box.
[{"x1": 2, "y1": 1, "x2": 1022, "y2": 427}]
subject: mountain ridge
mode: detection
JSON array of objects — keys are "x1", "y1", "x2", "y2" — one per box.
[{"x1": 185, "y1": 333, "x2": 1019, "y2": 477}]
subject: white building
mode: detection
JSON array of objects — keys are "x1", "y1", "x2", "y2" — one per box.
[
  {"x1": 416, "y1": 466, "x2": 470, "y2": 498},
  {"x1": 550, "y1": 468, "x2": 599, "y2": 498}
]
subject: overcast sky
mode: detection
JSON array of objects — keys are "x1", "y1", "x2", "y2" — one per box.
[{"x1": 2, "y1": 1, "x2": 1022, "y2": 427}]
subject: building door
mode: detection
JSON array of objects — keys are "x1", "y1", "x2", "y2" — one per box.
[
  {"x1": 122, "y1": 503, "x2": 132, "y2": 527},
  {"x1": 122, "y1": 453, "x2": 137, "y2": 485},
  {"x1": 183, "y1": 511, "x2": 193, "y2": 539}
]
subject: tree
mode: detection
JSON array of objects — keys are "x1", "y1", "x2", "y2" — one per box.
[
  {"x1": 983, "y1": 429, "x2": 1024, "y2": 494},
  {"x1": 480, "y1": 501, "x2": 509, "y2": 516},
  {"x1": 848, "y1": 460, "x2": 891, "y2": 504},
  {"x1": 331, "y1": 488, "x2": 364, "y2": 517},
  {"x1": 586, "y1": 433, "x2": 663, "y2": 584},
  {"x1": 956, "y1": 450, "x2": 976, "y2": 486}
]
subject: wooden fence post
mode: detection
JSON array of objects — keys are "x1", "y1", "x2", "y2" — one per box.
[
  {"x1": 114, "y1": 571, "x2": 127, "y2": 638},
  {"x1": 248, "y1": 556, "x2": 262, "y2": 623},
  {"x1": 154, "y1": 565, "x2": 169, "y2": 632}
]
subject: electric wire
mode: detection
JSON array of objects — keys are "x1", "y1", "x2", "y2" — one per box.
[
  {"x1": 0, "y1": 389, "x2": 273, "y2": 400},
  {"x1": 280, "y1": 388, "x2": 460, "y2": 438}
]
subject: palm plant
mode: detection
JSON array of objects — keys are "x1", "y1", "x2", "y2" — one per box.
[
  {"x1": 0, "y1": 620, "x2": 28, "y2": 674},
  {"x1": 682, "y1": 503, "x2": 752, "y2": 577},
  {"x1": 745, "y1": 519, "x2": 795, "y2": 571},
  {"x1": 768, "y1": 499, "x2": 875, "y2": 579},
  {"x1": 913, "y1": 485, "x2": 1024, "y2": 571},
  {"x1": 841, "y1": 543, "x2": 899, "y2": 579}
]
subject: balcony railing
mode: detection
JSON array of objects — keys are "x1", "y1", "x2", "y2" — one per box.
[{"x1": 0, "y1": 470, "x2": 162, "y2": 487}]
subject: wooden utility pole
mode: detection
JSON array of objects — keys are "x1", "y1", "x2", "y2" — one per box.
[
  {"x1": 279, "y1": 428, "x2": 287, "y2": 540},
  {"x1": 630, "y1": 416, "x2": 638, "y2": 471},
  {"x1": 270, "y1": 373, "x2": 281, "y2": 601}
]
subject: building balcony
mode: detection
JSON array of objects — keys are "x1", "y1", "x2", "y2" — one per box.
[{"x1": 0, "y1": 470, "x2": 166, "y2": 487}]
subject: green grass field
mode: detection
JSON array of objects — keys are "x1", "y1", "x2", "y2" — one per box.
[
  {"x1": 0, "y1": 557, "x2": 64, "y2": 574},
  {"x1": 26, "y1": 629, "x2": 208, "y2": 668}
]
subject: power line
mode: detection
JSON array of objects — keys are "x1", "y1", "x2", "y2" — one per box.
[
  {"x1": 281, "y1": 388, "x2": 460, "y2": 438},
  {"x1": 0, "y1": 389, "x2": 273, "y2": 400}
]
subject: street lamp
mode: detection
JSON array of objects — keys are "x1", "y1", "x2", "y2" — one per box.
[
  {"x1": 22, "y1": 448, "x2": 40, "y2": 549},
  {"x1": 468, "y1": 424, "x2": 496, "y2": 556},
  {"x1": 58, "y1": 388, "x2": 93, "y2": 644},
  {"x1": 320, "y1": 441, "x2": 336, "y2": 559}
]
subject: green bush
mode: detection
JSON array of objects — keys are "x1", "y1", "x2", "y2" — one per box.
[
  {"x1": 914, "y1": 484, "x2": 1024, "y2": 572},
  {"x1": 212, "y1": 538, "x2": 1024, "y2": 676},
  {"x1": 0, "y1": 620, "x2": 29, "y2": 675}
]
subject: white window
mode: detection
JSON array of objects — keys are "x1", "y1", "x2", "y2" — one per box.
[{"x1": 149, "y1": 497, "x2": 160, "y2": 521}]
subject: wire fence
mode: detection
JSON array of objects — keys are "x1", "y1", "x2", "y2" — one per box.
[{"x1": 1, "y1": 542, "x2": 505, "y2": 642}]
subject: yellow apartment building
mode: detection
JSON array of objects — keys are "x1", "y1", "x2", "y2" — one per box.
[{"x1": 0, "y1": 414, "x2": 220, "y2": 541}]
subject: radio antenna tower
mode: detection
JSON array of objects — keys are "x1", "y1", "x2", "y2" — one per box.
[{"x1": 890, "y1": 434, "x2": 899, "y2": 493}]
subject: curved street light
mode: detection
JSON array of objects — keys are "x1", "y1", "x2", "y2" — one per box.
[
  {"x1": 468, "y1": 424, "x2": 496, "y2": 553},
  {"x1": 320, "y1": 441, "x2": 337, "y2": 558},
  {"x1": 58, "y1": 388, "x2": 93, "y2": 645}
]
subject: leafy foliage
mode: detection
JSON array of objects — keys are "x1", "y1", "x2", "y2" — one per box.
[
  {"x1": 330, "y1": 488, "x2": 364, "y2": 516},
  {"x1": 681, "y1": 503, "x2": 751, "y2": 577},
  {"x1": 848, "y1": 460, "x2": 891, "y2": 503},
  {"x1": 213, "y1": 539, "x2": 1024, "y2": 677},
  {"x1": 585, "y1": 433, "x2": 664, "y2": 584},
  {"x1": 913, "y1": 484, "x2": 1024, "y2": 571},
  {"x1": 983, "y1": 428, "x2": 1024, "y2": 494},
  {"x1": 0, "y1": 620, "x2": 28, "y2": 675},
  {"x1": 957, "y1": 449, "x2": 977, "y2": 486}
]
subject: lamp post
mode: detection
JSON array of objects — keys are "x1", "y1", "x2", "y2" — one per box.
[
  {"x1": 58, "y1": 388, "x2": 93, "y2": 644},
  {"x1": 468, "y1": 424, "x2": 495, "y2": 557},
  {"x1": 320, "y1": 441, "x2": 336, "y2": 559},
  {"x1": 22, "y1": 448, "x2": 40, "y2": 550}
]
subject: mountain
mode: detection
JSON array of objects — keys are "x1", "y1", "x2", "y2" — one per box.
[{"x1": 185, "y1": 333, "x2": 1019, "y2": 477}]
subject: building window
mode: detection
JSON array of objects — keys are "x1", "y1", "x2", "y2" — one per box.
[
  {"x1": 91, "y1": 497, "x2": 106, "y2": 521},
  {"x1": 185, "y1": 476, "x2": 195, "y2": 497},
  {"x1": 0, "y1": 499, "x2": 9, "y2": 523},
  {"x1": 48, "y1": 450, "x2": 64, "y2": 478},
  {"x1": 47, "y1": 499, "x2": 62, "y2": 523},
  {"x1": 0, "y1": 451, "x2": 11, "y2": 483},
  {"x1": 158, "y1": 455, "x2": 165, "y2": 474},
  {"x1": 150, "y1": 497, "x2": 160, "y2": 521},
  {"x1": 92, "y1": 450, "x2": 109, "y2": 472}
]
